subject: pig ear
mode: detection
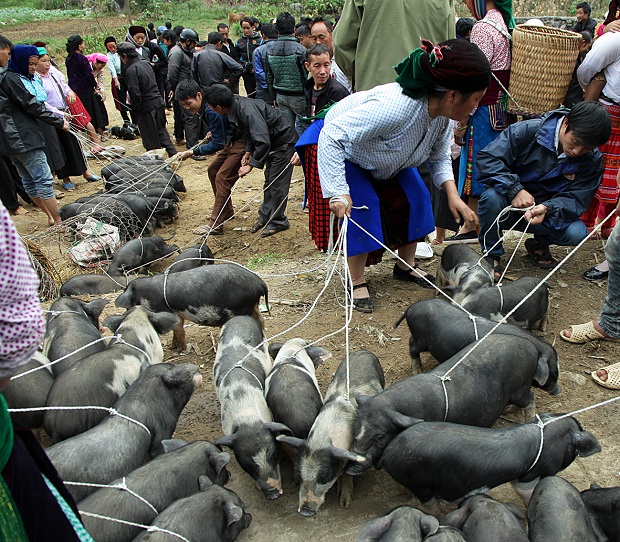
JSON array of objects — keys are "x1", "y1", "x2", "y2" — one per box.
[
  {"x1": 223, "y1": 502, "x2": 244, "y2": 527},
  {"x1": 115, "y1": 291, "x2": 132, "y2": 309},
  {"x1": 215, "y1": 434, "x2": 237, "y2": 450},
  {"x1": 213, "y1": 451, "x2": 231, "y2": 476},
  {"x1": 147, "y1": 311, "x2": 181, "y2": 334},
  {"x1": 84, "y1": 298, "x2": 108, "y2": 320},
  {"x1": 198, "y1": 475, "x2": 213, "y2": 491},
  {"x1": 572, "y1": 431, "x2": 602, "y2": 457},
  {"x1": 356, "y1": 395, "x2": 372, "y2": 407},
  {"x1": 305, "y1": 346, "x2": 332, "y2": 367},
  {"x1": 441, "y1": 506, "x2": 469, "y2": 530},
  {"x1": 329, "y1": 446, "x2": 366, "y2": 464},
  {"x1": 161, "y1": 438, "x2": 188, "y2": 453},
  {"x1": 264, "y1": 422, "x2": 293, "y2": 436},
  {"x1": 276, "y1": 435, "x2": 305, "y2": 449},
  {"x1": 358, "y1": 514, "x2": 393, "y2": 541},
  {"x1": 442, "y1": 286, "x2": 457, "y2": 299},
  {"x1": 389, "y1": 412, "x2": 423, "y2": 430},
  {"x1": 420, "y1": 515, "x2": 440, "y2": 537},
  {"x1": 533, "y1": 358, "x2": 550, "y2": 387},
  {"x1": 102, "y1": 314, "x2": 124, "y2": 332},
  {"x1": 268, "y1": 343, "x2": 284, "y2": 359}
]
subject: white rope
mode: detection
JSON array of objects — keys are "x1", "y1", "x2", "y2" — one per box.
[
  {"x1": 10, "y1": 336, "x2": 118, "y2": 380},
  {"x1": 79, "y1": 512, "x2": 190, "y2": 542},
  {"x1": 7, "y1": 405, "x2": 151, "y2": 436},
  {"x1": 65, "y1": 478, "x2": 158, "y2": 514},
  {"x1": 525, "y1": 414, "x2": 545, "y2": 474}
]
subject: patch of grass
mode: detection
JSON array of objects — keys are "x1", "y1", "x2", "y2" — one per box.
[
  {"x1": 247, "y1": 253, "x2": 283, "y2": 270},
  {"x1": 0, "y1": 6, "x2": 84, "y2": 25}
]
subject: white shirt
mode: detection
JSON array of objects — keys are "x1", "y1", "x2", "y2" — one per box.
[
  {"x1": 318, "y1": 82, "x2": 453, "y2": 198},
  {"x1": 577, "y1": 31, "x2": 620, "y2": 105},
  {"x1": 331, "y1": 58, "x2": 352, "y2": 93}
]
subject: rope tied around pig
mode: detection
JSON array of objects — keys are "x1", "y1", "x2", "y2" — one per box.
[
  {"x1": 64, "y1": 478, "x2": 159, "y2": 514},
  {"x1": 7, "y1": 405, "x2": 151, "y2": 436},
  {"x1": 79, "y1": 512, "x2": 191, "y2": 542}
]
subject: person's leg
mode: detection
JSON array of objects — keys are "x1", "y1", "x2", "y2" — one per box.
[
  {"x1": 118, "y1": 78, "x2": 131, "y2": 122},
  {"x1": 599, "y1": 223, "x2": 620, "y2": 337},
  {"x1": 242, "y1": 73, "x2": 256, "y2": 98},
  {"x1": 262, "y1": 144, "x2": 294, "y2": 230},
  {"x1": 182, "y1": 106, "x2": 200, "y2": 148},
  {"x1": 210, "y1": 140, "x2": 244, "y2": 228},
  {"x1": 0, "y1": 156, "x2": 22, "y2": 213},
  {"x1": 154, "y1": 106, "x2": 177, "y2": 157},
  {"x1": 477, "y1": 186, "x2": 512, "y2": 258},
  {"x1": 275, "y1": 95, "x2": 296, "y2": 133},
  {"x1": 529, "y1": 219, "x2": 588, "y2": 250},
  {"x1": 172, "y1": 99, "x2": 186, "y2": 143}
]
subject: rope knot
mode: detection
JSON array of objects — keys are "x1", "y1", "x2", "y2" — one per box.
[{"x1": 438, "y1": 374, "x2": 451, "y2": 383}]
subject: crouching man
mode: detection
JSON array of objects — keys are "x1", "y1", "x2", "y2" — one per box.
[
  {"x1": 476, "y1": 101, "x2": 611, "y2": 273},
  {"x1": 204, "y1": 84, "x2": 296, "y2": 237}
]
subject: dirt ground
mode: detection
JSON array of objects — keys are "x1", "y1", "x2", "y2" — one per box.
[{"x1": 5, "y1": 41, "x2": 620, "y2": 539}]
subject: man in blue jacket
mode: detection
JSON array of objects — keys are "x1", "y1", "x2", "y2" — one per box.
[
  {"x1": 176, "y1": 80, "x2": 243, "y2": 236},
  {"x1": 476, "y1": 101, "x2": 611, "y2": 272}
]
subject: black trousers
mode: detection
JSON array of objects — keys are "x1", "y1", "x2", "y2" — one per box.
[{"x1": 135, "y1": 105, "x2": 177, "y2": 157}]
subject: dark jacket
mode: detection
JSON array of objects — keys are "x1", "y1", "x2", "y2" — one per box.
[
  {"x1": 253, "y1": 39, "x2": 275, "y2": 92},
  {"x1": 124, "y1": 56, "x2": 164, "y2": 113},
  {"x1": 65, "y1": 53, "x2": 97, "y2": 95},
  {"x1": 167, "y1": 43, "x2": 193, "y2": 91},
  {"x1": 476, "y1": 108, "x2": 604, "y2": 230},
  {"x1": 0, "y1": 69, "x2": 64, "y2": 156},
  {"x1": 192, "y1": 45, "x2": 243, "y2": 92},
  {"x1": 234, "y1": 33, "x2": 262, "y2": 71},
  {"x1": 227, "y1": 95, "x2": 296, "y2": 168},
  {"x1": 222, "y1": 39, "x2": 236, "y2": 58},
  {"x1": 266, "y1": 36, "x2": 307, "y2": 98},
  {"x1": 572, "y1": 17, "x2": 597, "y2": 36},
  {"x1": 304, "y1": 76, "x2": 350, "y2": 118},
  {"x1": 195, "y1": 102, "x2": 231, "y2": 156}
]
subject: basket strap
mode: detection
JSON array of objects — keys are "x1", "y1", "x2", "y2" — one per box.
[{"x1": 491, "y1": 72, "x2": 523, "y2": 113}]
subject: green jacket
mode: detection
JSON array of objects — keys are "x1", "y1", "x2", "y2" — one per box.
[
  {"x1": 266, "y1": 36, "x2": 307, "y2": 98},
  {"x1": 333, "y1": 0, "x2": 455, "y2": 92}
]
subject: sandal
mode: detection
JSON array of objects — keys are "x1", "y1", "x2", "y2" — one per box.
[
  {"x1": 352, "y1": 283, "x2": 373, "y2": 313},
  {"x1": 592, "y1": 362, "x2": 620, "y2": 390},
  {"x1": 193, "y1": 224, "x2": 223, "y2": 236},
  {"x1": 260, "y1": 223, "x2": 290, "y2": 238},
  {"x1": 560, "y1": 321, "x2": 620, "y2": 344},
  {"x1": 249, "y1": 221, "x2": 266, "y2": 234},
  {"x1": 393, "y1": 263, "x2": 436, "y2": 288},
  {"x1": 525, "y1": 238, "x2": 556, "y2": 269}
]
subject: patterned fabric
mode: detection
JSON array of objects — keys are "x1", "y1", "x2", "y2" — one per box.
[
  {"x1": 20, "y1": 75, "x2": 47, "y2": 103},
  {"x1": 317, "y1": 83, "x2": 453, "y2": 199},
  {"x1": 595, "y1": 103, "x2": 620, "y2": 204},
  {"x1": 0, "y1": 203, "x2": 45, "y2": 379},
  {"x1": 41, "y1": 475, "x2": 94, "y2": 542},
  {"x1": 471, "y1": 10, "x2": 511, "y2": 72}
]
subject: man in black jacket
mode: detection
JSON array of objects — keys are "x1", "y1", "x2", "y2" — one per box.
[
  {"x1": 204, "y1": 84, "x2": 296, "y2": 237},
  {"x1": 192, "y1": 32, "x2": 243, "y2": 93},
  {"x1": 0, "y1": 36, "x2": 69, "y2": 226},
  {"x1": 234, "y1": 18, "x2": 262, "y2": 98},
  {"x1": 119, "y1": 42, "x2": 177, "y2": 157}
]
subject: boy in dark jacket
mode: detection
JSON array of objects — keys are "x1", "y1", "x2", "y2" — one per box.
[
  {"x1": 234, "y1": 18, "x2": 262, "y2": 98},
  {"x1": 476, "y1": 101, "x2": 611, "y2": 271},
  {"x1": 118, "y1": 42, "x2": 177, "y2": 157},
  {"x1": 204, "y1": 84, "x2": 296, "y2": 237}
]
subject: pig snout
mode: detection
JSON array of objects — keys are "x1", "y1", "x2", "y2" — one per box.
[
  {"x1": 193, "y1": 373, "x2": 203, "y2": 389},
  {"x1": 299, "y1": 492, "x2": 324, "y2": 517},
  {"x1": 258, "y1": 477, "x2": 282, "y2": 500}
]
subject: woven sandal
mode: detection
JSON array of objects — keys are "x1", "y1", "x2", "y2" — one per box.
[
  {"x1": 592, "y1": 362, "x2": 620, "y2": 390},
  {"x1": 559, "y1": 321, "x2": 620, "y2": 344}
]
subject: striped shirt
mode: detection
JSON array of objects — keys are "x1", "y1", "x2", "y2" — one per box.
[{"x1": 317, "y1": 82, "x2": 453, "y2": 198}]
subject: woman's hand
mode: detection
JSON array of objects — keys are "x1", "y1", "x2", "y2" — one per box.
[
  {"x1": 66, "y1": 91, "x2": 76, "y2": 104},
  {"x1": 290, "y1": 152, "x2": 301, "y2": 166},
  {"x1": 114, "y1": 77, "x2": 120, "y2": 89},
  {"x1": 329, "y1": 195, "x2": 352, "y2": 218}
]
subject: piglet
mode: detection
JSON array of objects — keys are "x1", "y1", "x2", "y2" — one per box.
[
  {"x1": 167, "y1": 243, "x2": 214, "y2": 273},
  {"x1": 441, "y1": 494, "x2": 528, "y2": 542},
  {"x1": 132, "y1": 477, "x2": 252, "y2": 542},
  {"x1": 266, "y1": 339, "x2": 331, "y2": 439},
  {"x1": 46, "y1": 363, "x2": 202, "y2": 502},
  {"x1": 357, "y1": 505, "x2": 439, "y2": 542},
  {"x1": 581, "y1": 485, "x2": 620, "y2": 541},
  {"x1": 528, "y1": 476, "x2": 599, "y2": 542},
  {"x1": 60, "y1": 274, "x2": 142, "y2": 296},
  {"x1": 44, "y1": 307, "x2": 179, "y2": 441},
  {"x1": 436, "y1": 244, "x2": 493, "y2": 294},
  {"x1": 376, "y1": 414, "x2": 600, "y2": 512},
  {"x1": 212, "y1": 316, "x2": 291, "y2": 500},
  {"x1": 107, "y1": 236, "x2": 178, "y2": 276},
  {"x1": 278, "y1": 351, "x2": 385, "y2": 516},
  {"x1": 79, "y1": 440, "x2": 229, "y2": 542}
]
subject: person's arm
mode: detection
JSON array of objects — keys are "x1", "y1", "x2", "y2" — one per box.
[
  {"x1": 222, "y1": 51, "x2": 244, "y2": 80},
  {"x1": 194, "y1": 109, "x2": 226, "y2": 155},
  {"x1": 541, "y1": 154, "x2": 605, "y2": 229},
  {"x1": 0, "y1": 203, "x2": 46, "y2": 380},
  {"x1": 79, "y1": 54, "x2": 97, "y2": 89},
  {"x1": 125, "y1": 68, "x2": 142, "y2": 111},
  {"x1": 332, "y1": 0, "x2": 363, "y2": 86},
  {"x1": 190, "y1": 55, "x2": 201, "y2": 89},
  {"x1": 577, "y1": 34, "x2": 618, "y2": 89},
  {"x1": 107, "y1": 54, "x2": 118, "y2": 79},
  {"x1": 238, "y1": 102, "x2": 270, "y2": 168},
  {"x1": 167, "y1": 49, "x2": 181, "y2": 91},
  {"x1": 475, "y1": 121, "x2": 535, "y2": 201},
  {"x1": 3, "y1": 74, "x2": 64, "y2": 129},
  {"x1": 150, "y1": 42, "x2": 167, "y2": 64},
  {"x1": 253, "y1": 47, "x2": 267, "y2": 90}
]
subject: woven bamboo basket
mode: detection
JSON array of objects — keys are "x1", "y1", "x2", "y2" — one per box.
[{"x1": 507, "y1": 24, "x2": 581, "y2": 116}]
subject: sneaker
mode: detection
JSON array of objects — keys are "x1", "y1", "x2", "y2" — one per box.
[
  {"x1": 444, "y1": 231, "x2": 478, "y2": 244},
  {"x1": 190, "y1": 155, "x2": 207, "y2": 161}
]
